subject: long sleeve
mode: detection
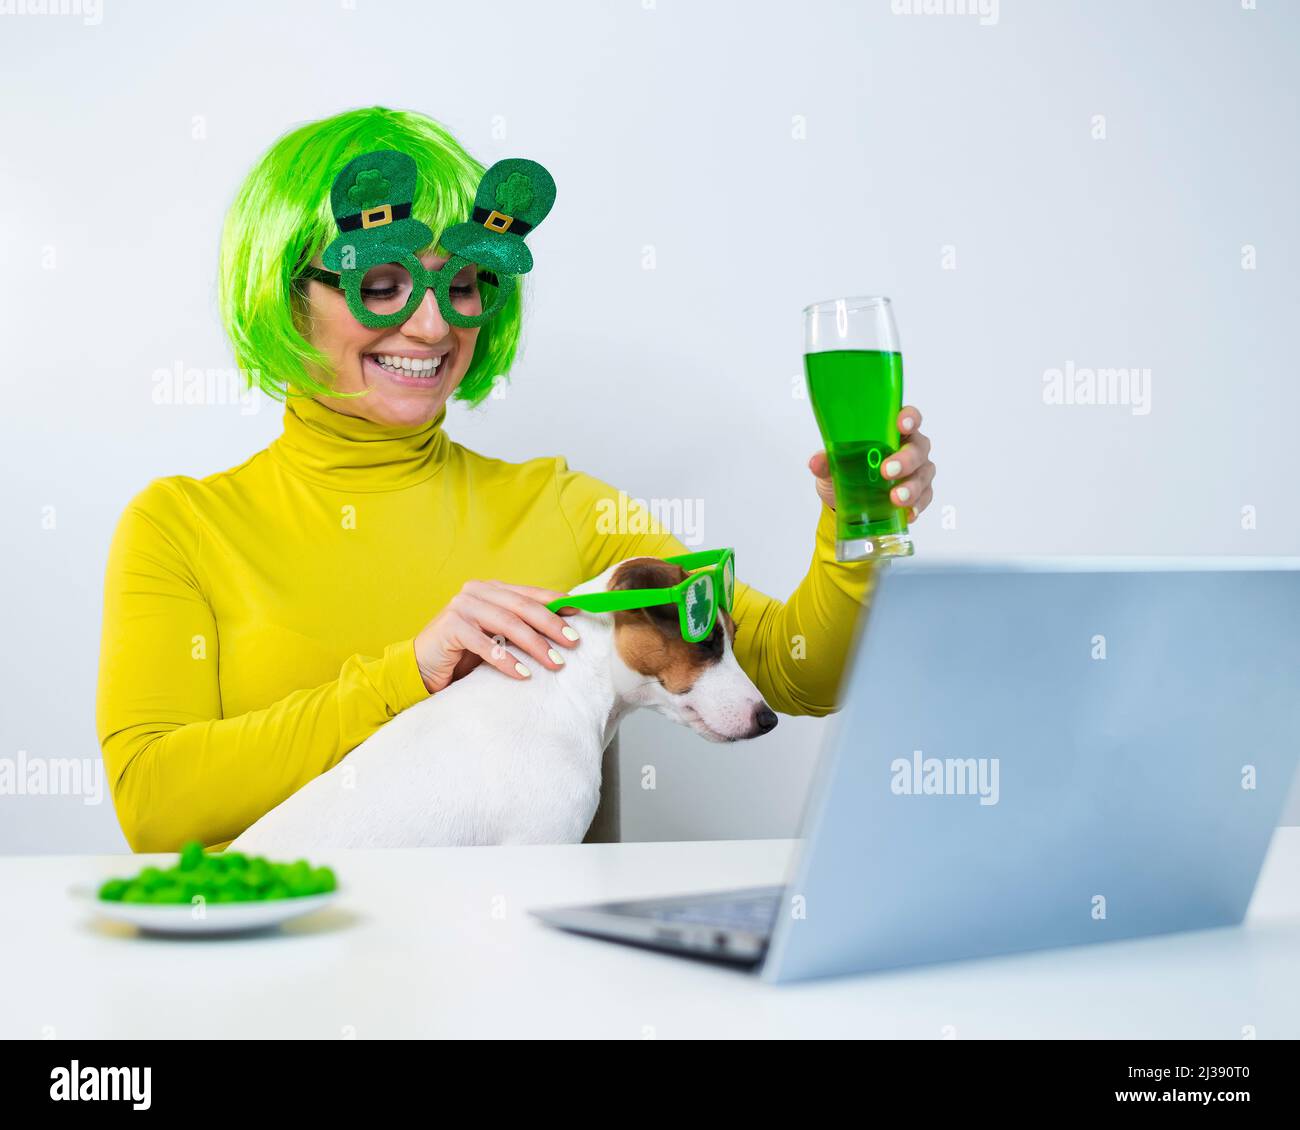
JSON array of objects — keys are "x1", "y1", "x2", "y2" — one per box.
[
  {"x1": 95, "y1": 479, "x2": 431, "y2": 852},
  {"x1": 554, "y1": 460, "x2": 881, "y2": 717}
]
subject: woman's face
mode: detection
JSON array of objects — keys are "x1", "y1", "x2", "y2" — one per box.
[{"x1": 302, "y1": 250, "x2": 482, "y2": 428}]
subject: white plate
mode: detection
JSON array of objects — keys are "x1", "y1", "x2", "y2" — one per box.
[{"x1": 74, "y1": 884, "x2": 340, "y2": 936}]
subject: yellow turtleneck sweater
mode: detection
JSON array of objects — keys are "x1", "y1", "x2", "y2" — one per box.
[{"x1": 95, "y1": 394, "x2": 880, "y2": 852}]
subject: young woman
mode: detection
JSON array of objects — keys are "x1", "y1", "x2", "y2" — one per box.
[{"x1": 95, "y1": 106, "x2": 937, "y2": 852}]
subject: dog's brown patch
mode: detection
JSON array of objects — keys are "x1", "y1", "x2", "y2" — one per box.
[{"x1": 609, "y1": 557, "x2": 728, "y2": 695}]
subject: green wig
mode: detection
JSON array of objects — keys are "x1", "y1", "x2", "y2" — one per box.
[{"x1": 219, "y1": 106, "x2": 523, "y2": 405}]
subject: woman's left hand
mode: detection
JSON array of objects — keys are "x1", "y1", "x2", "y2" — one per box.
[{"x1": 808, "y1": 406, "x2": 936, "y2": 523}]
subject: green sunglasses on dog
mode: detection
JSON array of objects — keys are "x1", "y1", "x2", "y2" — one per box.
[{"x1": 546, "y1": 548, "x2": 736, "y2": 643}]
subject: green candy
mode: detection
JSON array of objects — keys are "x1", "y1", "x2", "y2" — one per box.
[
  {"x1": 97, "y1": 841, "x2": 338, "y2": 904},
  {"x1": 99, "y1": 878, "x2": 130, "y2": 902},
  {"x1": 137, "y1": 866, "x2": 167, "y2": 891},
  {"x1": 178, "y1": 841, "x2": 204, "y2": 872}
]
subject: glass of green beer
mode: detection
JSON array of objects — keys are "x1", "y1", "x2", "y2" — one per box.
[{"x1": 803, "y1": 295, "x2": 914, "y2": 561}]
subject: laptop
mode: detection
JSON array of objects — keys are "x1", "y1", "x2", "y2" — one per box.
[{"x1": 531, "y1": 557, "x2": 1300, "y2": 983}]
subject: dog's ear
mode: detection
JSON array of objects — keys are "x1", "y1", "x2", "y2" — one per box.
[
  {"x1": 609, "y1": 557, "x2": 686, "y2": 592},
  {"x1": 609, "y1": 557, "x2": 686, "y2": 634}
]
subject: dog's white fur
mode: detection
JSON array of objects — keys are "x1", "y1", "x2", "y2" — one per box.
[{"x1": 229, "y1": 558, "x2": 772, "y2": 852}]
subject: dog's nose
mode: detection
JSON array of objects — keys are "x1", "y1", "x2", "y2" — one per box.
[{"x1": 753, "y1": 704, "x2": 779, "y2": 734}]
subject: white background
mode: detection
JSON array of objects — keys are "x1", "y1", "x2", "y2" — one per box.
[{"x1": 1, "y1": 0, "x2": 1296, "y2": 853}]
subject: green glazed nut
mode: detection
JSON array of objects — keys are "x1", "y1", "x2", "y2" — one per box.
[{"x1": 97, "y1": 841, "x2": 338, "y2": 904}]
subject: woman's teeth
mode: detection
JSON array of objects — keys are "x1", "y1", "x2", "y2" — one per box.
[{"x1": 371, "y1": 354, "x2": 442, "y2": 376}]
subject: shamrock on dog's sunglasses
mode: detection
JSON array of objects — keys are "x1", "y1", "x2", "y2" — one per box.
[
  {"x1": 297, "y1": 254, "x2": 509, "y2": 329},
  {"x1": 546, "y1": 549, "x2": 736, "y2": 644}
]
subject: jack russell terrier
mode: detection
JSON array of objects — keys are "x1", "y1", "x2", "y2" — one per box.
[{"x1": 229, "y1": 555, "x2": 778, "y2": 852}]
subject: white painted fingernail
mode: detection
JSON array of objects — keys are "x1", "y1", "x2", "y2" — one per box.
[
  {"x1": 561, "y1": 626, "x2": 580, "y2": 641},
  {"x1": 900, "y1": 417, "x2": 915, "y2": 431},
  {"x1": 884, "y1": 460, "x2": 901, "y2": 477},
  {"x1": 896, "y1": 486, "x2": 911, "y2": 503},
  {"x1": 515, "y1": 662, "x2": 531, "y2": 677},
  {"x1": 548, "y1": 648, "x2": 564, "y2": 665}
]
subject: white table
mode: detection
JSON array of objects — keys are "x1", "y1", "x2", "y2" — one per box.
[{"x1": 5, "y1": 832, "x2": 1300, "y2": 1039}]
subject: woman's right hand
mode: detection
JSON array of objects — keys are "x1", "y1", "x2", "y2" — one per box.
[{"x1": 413, "y1": 579, "x2": 581, "y2": 695}]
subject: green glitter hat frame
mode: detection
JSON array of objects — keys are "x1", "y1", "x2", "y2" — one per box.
[
  {"x1": 321, "y1": 151, "x2": 556, "y2": 276},
  {"x1": 321, "y1": 149, "x2": 434, "y2": 273},
  {"x1": 439, "y1": 157, "x2": 556, "y2": 275}
]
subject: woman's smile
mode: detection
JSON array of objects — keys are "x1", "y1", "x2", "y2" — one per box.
[{"x1": 363, "y1": 349, "x2": 452, "y2": 389}]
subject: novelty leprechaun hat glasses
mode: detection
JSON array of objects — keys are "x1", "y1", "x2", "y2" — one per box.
[{"x1": 296, "y1": 149, "x2": 557, "y2": 331}]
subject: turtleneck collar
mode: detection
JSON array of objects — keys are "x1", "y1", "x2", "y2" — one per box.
[{"x1": 269, "y1": 394, "x2": 452, "y2": 492}]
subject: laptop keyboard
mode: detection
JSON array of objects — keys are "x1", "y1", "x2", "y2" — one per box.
[{"x1": 643, "y1": 888, "x2": 782, "y2": 935}]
